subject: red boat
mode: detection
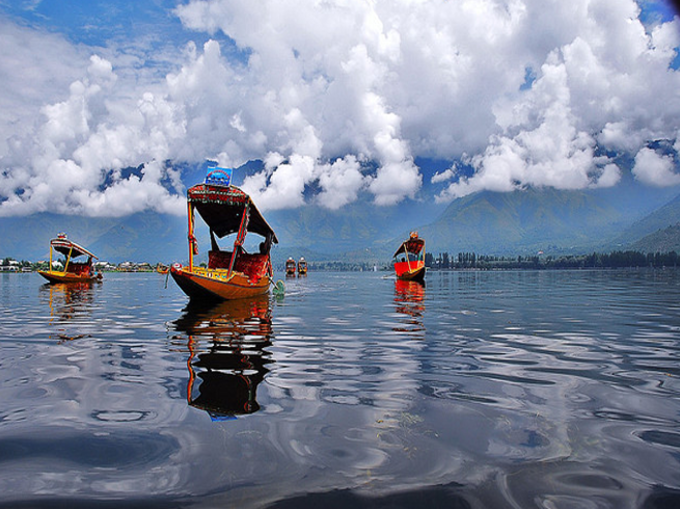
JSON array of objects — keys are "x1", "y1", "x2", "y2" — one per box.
[
  {"x1": 38, "y1": 234, "x2": 102, "y2": 284},
  {"x1": 285, "y1": 257, "x2": 296, "y2": 276},
  {"x1": 393, "y1": 232, "x2": 426, "y2": 282},
  {"x1": 170, "y1": 168, "x2": 278, "y2": 301}
]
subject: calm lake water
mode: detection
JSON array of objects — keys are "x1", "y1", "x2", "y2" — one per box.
[{"x1": 1, "y1": 269, "x2": 679, "y2": 508}]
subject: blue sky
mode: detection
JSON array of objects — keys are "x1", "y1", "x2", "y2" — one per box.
[{"x1": 0, "y1": 0, "x2": 679, "y2": 216}]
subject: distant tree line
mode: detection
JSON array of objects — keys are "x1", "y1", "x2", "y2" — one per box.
[
  {"x1": 425, "y1": 250, "x2": 680, "y2": 270},
  {"x1": 1, "y1": 258, "x2": 31, "y2": 268},
  {"x1": 4, "y1": 251, "x2": 679, "y2": 274}
]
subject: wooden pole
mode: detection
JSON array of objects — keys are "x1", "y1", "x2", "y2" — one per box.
[{"x1": 188, "y1": 202, "x2": 194, "y2": 272}]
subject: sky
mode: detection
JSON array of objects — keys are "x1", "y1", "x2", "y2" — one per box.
[{"x1": 0, "y1": 0, "x2": 679, "y2": 217}]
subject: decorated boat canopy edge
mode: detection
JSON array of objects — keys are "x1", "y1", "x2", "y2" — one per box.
[
  {"x1": 187, "y1": 183, "x2": 278, "y2": 242},
  {"x1": 50, "y1": 238, "x2": 98, "y2": 259}
]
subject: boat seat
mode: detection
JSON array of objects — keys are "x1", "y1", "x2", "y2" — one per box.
[
  {"x1": 208, "y1": 250, "x2": 268, "y2": 282},
  {"x1": 208, "y1": 250, "x2": 232, "y2": 269},
  {"x1": 235, "y1": 254, "x2": 268, "y2": 282},
  {"x1": 67, "y1": 262, "x2": 90, "y2": 275}
]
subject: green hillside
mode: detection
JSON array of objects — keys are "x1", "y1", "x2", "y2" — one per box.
[
  {"x1": 631, "y1": 223, "x2": 680, "y2": 253},
  {"x1": 612, "y1": 194, "x2": 680, "y2": 248},
  {"x1": 2, "y1": 184, "x2": 680, "y2": 264},
  {"x1": 0, "y1": 213, "x2": 186, "y2": 264},
  {"x1": 416, "y1": 187, "x2": 631, "y2": 255}
]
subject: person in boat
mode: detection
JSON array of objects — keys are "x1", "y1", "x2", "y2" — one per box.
[{"x1": 259, "y1": 235, "x2": 273, "y2": 255}]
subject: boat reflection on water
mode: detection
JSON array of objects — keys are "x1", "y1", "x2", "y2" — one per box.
[
  {"x1": 173, "y1": 295, "x2": 274, "y2": 420},
  {"x1": 393, "y1": 279, "x2": 426, "y2": 337},
  {"x1": 41, "y1": 282, "x2": 96, "y2": 341}
]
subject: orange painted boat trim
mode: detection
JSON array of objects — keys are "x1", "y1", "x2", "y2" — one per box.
[{"x1": 170, "y1": 266, "x2": 270, "y2": 301}]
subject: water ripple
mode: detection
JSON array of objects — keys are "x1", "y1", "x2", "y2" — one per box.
[{"x1": 1, "y1": 270, "x2": 680, "y2": 507}]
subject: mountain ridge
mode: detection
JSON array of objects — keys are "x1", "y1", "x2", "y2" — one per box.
[{"x1": 2, "y1": 161, "x2": 679, "y2": 263}]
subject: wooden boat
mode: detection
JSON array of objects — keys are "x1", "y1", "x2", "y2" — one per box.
[
  {"x1": 38, "y1": 234, "x2": 102, "y2": 284},
  {"x1": 285, "y1": 257, "x2": 296, "y2": 276},
  {"x1": 297, "y1": 257, "x2": 307, "y2": 275},
  {"x1": 156, "y1": 264, "x2": 169, "y2": 274},
  {"x1": 170, "y1": 168, "x2": 278, "y2": 301},
  {"x1": 393, "y1": 231, "x2": 426, "y2": 282}
]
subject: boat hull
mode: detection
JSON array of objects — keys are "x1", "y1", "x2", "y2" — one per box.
[
  {"x1": 170, "y1": 265, "x2": 270, "y2": 301},
  {"x1": 394, "y1": 263, "x2": 426, "y2": 282},
  {"x1": 38, "y1": 270, "x2": 100, "y2": 284}
]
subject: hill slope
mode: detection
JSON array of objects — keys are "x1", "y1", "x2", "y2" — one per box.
[
  {"x1": 631, "y1": 222, "x2": 680, "y2": 253},
  {"x1": 612, "y1": 194, "x2": 680, "y2": 248},
  {"x1": 0, "y1": 213, "x2": 186, "y2": 264},
  {"x1": 2, "y1": 181, "x2": 680, "y2": 263},
  {"x1": 416, "y1": 187, "x2": 633, "y2": 255}
]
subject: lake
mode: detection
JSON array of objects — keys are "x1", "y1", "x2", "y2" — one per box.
[{"x1": 0, "y1": 269, "x2": 679, "y2": 508}]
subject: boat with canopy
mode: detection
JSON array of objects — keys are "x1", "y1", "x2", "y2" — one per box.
[
  {"x1": 393, "y1": 231, "x2": 426, "y2": 282},
  {"x1": 297, "y1": 257, "x2": 307, "y2": 275},
  {"x1": 285, "y1": 257, "x2": 296, "y2": 276},
  {"x1": 38, "y1": 233, "x2": 102, "y2": 284},
  {"x1": 170, "y1": 167, "x2": 279, "y2": 301}
]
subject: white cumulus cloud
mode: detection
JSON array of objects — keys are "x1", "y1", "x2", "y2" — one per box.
[
  {"x1": 633, "y1": 146, "x2": 680, "y2": 186},
  {"x1": 0, "y1": 0, "x2": 679, "y2": 216}
]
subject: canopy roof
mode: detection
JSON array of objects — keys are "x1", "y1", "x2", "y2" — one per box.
[
  {"x1": 50, "y1": 237, "x2": 98, "y2": 259},
  {"x1": 187, "y1": 183, "x2": 278, "y2": 243},
  {"x1": 393, "y1": 235, "x2": 425, "y2": 258}
]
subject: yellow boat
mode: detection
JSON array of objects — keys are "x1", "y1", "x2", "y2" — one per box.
[
  {"x1": 38, "y1": 234, "x2": 102, "y2": 284},
  {"x1": 297, "y1": 257, "x2": 307, "y2": 275},
  {"x1": 170, "y1": 168, "x2": 278, "y2": 301}
]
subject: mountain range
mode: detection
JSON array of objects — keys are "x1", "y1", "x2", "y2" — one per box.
[{"x1": 1, "y1": 159, "x2": 679, "y2": 265}]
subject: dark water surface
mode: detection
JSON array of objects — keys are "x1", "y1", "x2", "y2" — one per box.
[{"x1": 1, "y1": 269, "x2": 680, "y2": 508}]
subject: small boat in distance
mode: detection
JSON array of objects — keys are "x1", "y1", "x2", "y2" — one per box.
[
  {"x1": 170, "y1": 167, "x2": 278, "y2": 301},
  {"x1": 38, "y1": 233, "x2": 102, "y2": 284},
  {"x1": 156, "y1": 264, "x2": 169, "y2": 274},
  {"x1": 297, "y1": 257, "x2": 307, "y2": 275},
  {"x1": 393, "y1": 231, "x2": 426, "y2": 282},
  {"x1": 285, "y1": 257, "x2": 296, "y2": 276}
]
